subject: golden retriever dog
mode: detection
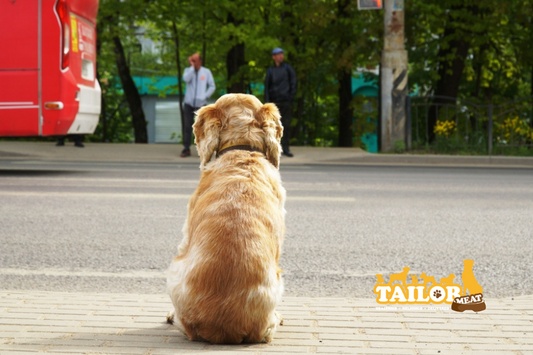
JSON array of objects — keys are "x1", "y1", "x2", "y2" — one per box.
[{"x1": 166, "y1": 94, "x2": 286, "y2": 344}]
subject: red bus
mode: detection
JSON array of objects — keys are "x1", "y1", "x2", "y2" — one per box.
[{"x1": 0, "y1": 0, "x2": 100, "y2": 137}]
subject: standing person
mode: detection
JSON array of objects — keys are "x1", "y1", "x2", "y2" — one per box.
[
  {"x1": 181, "y1": 53, "x2": 216, "y2": 157},
  {"x1": 56, "y1": 134, "x2": 84, "y2": 148},
  {"x1": 264, "y1": 47, "x2": 297, "y2": 157}
]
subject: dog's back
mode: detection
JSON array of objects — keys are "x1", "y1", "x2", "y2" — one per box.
[
  {"x1": 167, "y1": 94, "x2": 285, "y2": 344},
  {"x1": 176, "y1": 158, "x2": 283, "y2": 343}
]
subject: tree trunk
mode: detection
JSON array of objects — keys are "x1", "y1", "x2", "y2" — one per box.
[
  {"x1": 101, "y1": 94, "x2": 107, "y2": 142},
  {"x1": 337, "y1": 0, "x2": 353, "y2": 147},
  {"x1": 226, "y1": 13, "x2": 246, "y2": 93},
  {"x1": 293, "y1": 91, "x2": 304, "y2": 141},
  {"x1": 473, "y1": 44, "x2": 489, "y2": 99},
  {"x1": 112, "y1": 36, "x2": 147, "y2": 143},
  {"x1": 428, "y1": 8, "x2": 474, "y2": 142},
  {"x1": 202, "y1": 12, "x2": 207, "y2": 66},
  {"x1": 280, "y1": 0, "x2": 292, "y2": 43},
  {"x1": 338, "y1": 70, "x2": 353, "y2": 147},
  {"x1": 96, "y1": 23, "x2": 106, "y2": 142},
  {"x1": 279, "y1": 0, "x2": 301, "y2": 142},
  {"x1": 378, "y1": 60, "x2": 382, "y2": 151},
  {"x1": 470, "y1": 43, "x2": 488, "y2": 133},
  {"x1": 171, "y1": 21, "x2": 185, "y2": 141},
  {"x1": 530, "y1": 65, "x2": 533, "y2": 130}
]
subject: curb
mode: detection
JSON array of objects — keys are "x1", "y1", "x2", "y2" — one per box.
[{"x1": 1, "y1": 142, "x2": 532, "y2": 168}]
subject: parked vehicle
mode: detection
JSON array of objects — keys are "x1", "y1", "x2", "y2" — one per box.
[{"x1": 0, "y1": 0, "x2": 101, "y2": 137}]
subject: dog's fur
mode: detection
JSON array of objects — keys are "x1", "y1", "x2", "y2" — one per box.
[{"x1": 166, "y1": 94, "x2": 286, "y2": 344}]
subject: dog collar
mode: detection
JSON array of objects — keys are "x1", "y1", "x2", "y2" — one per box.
[{"x1": 216, "y1": 143, "x2": 265, "y2": 158}]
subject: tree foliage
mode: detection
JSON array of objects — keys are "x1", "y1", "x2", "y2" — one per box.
[
  {"x1": 91, "y1": 0, "x2": 533, "y2": 147},
  {"x1": 406, "y1": 0, "x2": 533, "y2": 100}
]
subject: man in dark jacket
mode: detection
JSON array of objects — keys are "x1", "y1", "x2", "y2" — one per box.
[{"x1": 265, "y1": 47, "x2": 297, "y2": 157}]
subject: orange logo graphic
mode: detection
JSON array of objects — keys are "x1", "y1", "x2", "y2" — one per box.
[{"x1": 373, "y1": 259, "x2": 486, "y2": 312}]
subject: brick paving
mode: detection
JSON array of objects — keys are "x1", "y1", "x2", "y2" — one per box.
[{"x1": 1, "y1": 291, "x2": 532, "y2": 354}]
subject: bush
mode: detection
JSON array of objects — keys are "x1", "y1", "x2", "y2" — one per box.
[{"x1": 394, "y1": 140, "x2": 406, "y2": 153}]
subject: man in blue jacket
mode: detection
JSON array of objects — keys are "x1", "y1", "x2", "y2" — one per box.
[
  {"x1": 181, "y1": 53, "x2": 216, "y2": 157},
  {"x1": 265, "y1": 48, "x2": 297, "y2": 157}
]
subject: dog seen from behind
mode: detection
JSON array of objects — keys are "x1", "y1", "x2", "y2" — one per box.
[{"x1": 166, "y1": 94, "x2": 286, "y2": 344}]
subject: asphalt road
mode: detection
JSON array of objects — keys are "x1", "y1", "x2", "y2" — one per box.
[{"x1": 1, "y1": 159, "x2": 532, "y2": 298}]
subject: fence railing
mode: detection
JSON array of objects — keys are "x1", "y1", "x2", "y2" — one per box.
[{"x1": 407, "y1": 96, "x2": 533, "y2": 155}]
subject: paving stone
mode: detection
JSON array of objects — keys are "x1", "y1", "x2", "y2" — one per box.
[
  {"x1": 418, "y1": 351, "x2": 518, "y2": 355},
  {"x1": 1, "y1": 290, "x2": 532, "y2": 354},
  {"x1": 316, "y1": 347, "x2": 414, "y2": 354}
]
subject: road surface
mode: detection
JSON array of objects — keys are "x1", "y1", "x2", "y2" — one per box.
[{"x1": 1, "y1": 158, "x2": 532, "y2": 298}]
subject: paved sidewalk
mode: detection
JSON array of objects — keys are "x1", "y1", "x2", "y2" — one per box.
[
  {"x1": 1, "y1": 141, "x2": 533, "y2": 168},
  {"x1": 1, "y1": 291, "x2": 532, "y2": 354},
  {"x1": 0, "y1": 142, "x2": 368, "y2": 165}
]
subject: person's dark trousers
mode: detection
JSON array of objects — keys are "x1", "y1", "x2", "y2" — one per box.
[
  {"x1": 56, "y1": 134, "x2": 84, "y2": 147},
  {"x1": 71, "y1": 135, "x2": 83, "y2": 147},
  {"x1": 275, "y1": 101, "x2": 292, "y2": 154},
  {"x1": 183, "y1": 103, "x2": 200, "y2": 150}
]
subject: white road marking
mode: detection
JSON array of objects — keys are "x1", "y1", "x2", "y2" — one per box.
[
  {"x1": 0, "y1": 191, "x2": 191, "y2": 199},
  {"x1": 0, "y1": 191, "x2": 355, "y2": 202},
  {"x1": 283, "y1": 269, "x2": 411, "y2": 277},
  {"x1": 0, "y1": 268, "x2": 165, "y2": 279},
  {"x1": 0, "y1": 177, "x2": 198, "y2": 184},
  {"x1": 288, "y1": 196, "x2": 355, "y2": 202},
  {"x1": 0, "y1": 268, "x2": 392, "y2": 279}
]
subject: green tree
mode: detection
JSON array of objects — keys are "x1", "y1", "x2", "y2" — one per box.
[
  {"x1": 97, "y1": 0, "x2": 149, "y2": 143},
  {"x1": 406, "y1": 0, "x2": 533, "y2": 142},
  {"x1": 94, "y1": 0, "x2": 532, "y2": 150}
]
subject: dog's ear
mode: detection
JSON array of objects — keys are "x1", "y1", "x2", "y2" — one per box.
[
  {"x1": 193, "y1": 104, "x2": 223, "y2": 169},
  {"x1": 256, "y1": 103, "x2": 283, "y2": 169}
]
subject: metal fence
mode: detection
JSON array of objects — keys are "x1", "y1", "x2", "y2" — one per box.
[{"x1": 407, "y1": 96, "x2": 533, "y2": 155}]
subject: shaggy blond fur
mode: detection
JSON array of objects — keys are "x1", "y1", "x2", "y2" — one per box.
[{"x1": 166, "y1": 94, "x2": 286, "y2": 344}]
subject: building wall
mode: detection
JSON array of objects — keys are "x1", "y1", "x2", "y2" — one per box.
[{"x1": 141, "y1": 95, "x2": 182, "y2": 144}]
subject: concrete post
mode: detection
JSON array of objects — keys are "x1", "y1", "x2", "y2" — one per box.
[{"x1": 380, "y1": 0, "x2": 408, "y2": 152}]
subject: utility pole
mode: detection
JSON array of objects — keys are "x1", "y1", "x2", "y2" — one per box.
[{"x1": 380, "y1": 0, "x2": 408, "y2": 152}]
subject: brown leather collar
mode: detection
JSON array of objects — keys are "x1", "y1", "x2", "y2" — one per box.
[{"x1": 216, "y1": 144, "x2": 264, "y2": 158}]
